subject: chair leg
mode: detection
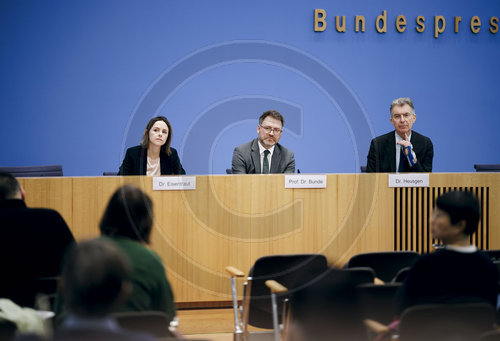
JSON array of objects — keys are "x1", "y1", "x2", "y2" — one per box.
[
  {"x1": 266, "y1": 280, "x2": 288, "y2": 341},
  {"x1": 230, "y1": 276, "x2": 243, "y2": 334},
  {"x1": 225, "y1": 266, "x2": 247, "y2": 341},
  {"x1": 270, "y1": 292, "x2": 280, "y2": 341},
  {"x1": 242, "y1": 279, "x2": 252, "y2": 339},
  {"x1": 281, "y1": 298, "x2": 290, "y2": 341}
]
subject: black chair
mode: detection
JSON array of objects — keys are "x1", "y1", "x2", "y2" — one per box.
[
  {"x1": 247, "y1": 254, "x2": 328, "y2": 328},
  {"x1": 33, "y1": 276, "x2": 60, "y2": 311},
  {"x1": 226, "y1": 254, "x2": 328, "y2": 340},
  {"x1": 474, "y1": 164, "x2": 500, "y2": 172},
  {"x1": 391, "y1": 266, "x2": 410, "y2": 283},
  {"x1": 5, "y1": 276, "x2": 60, "y2": 310},
  {"x1": 0, "y1": 318, "x2": 16, "y2": 341},
  {"x1": 398, "y1": 303, "x2": 496, "y2": 341},
  {"x1": 356, "y1": 283, "x2": 402, "y2": 325},
  {"x1": 289, "y1": 267, "x2": 368, "y2": 341},
  {"x1": 345, "y1": 251, "x2": 420, "y2": 283},
  {"x1": 113, "y1": 311, "x2": 174, "y2": 338},
  {"x1": 483, "y1": 250, "x2": 500, "y2": 261},
  {"x1": 342, "y1": 267, "x2": 376, "y2": 286},
  {"x1": 0, "y1": 165, "x2": 63, "y2": 177}
]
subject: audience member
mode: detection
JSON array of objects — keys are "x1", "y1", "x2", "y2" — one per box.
[
  {"x1": 49, "y1": 239, "x2": 155, "y2": 341},
  {"x1": 0, "y1": 172, "x2": 75, "y2": 308},
  {"x1": 118, "y1": 116, "x2": 186, "y2": 175},
  {"x1": 98, "y1": 184, "x2": 177, "y2": 321},
  {"x1": 231, "y1": 110, "x2": 295, "y2": 174},
  {"x1": 397, "y1": 190, "x2": 499, "y2": 312}
]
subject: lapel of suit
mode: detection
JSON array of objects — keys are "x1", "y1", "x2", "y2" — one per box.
[
  {"x1": 410, "y1": 131, "x2": 420, "y2": 159},
  {"x1": 386, "y1": 133, "x2": 397, "y2": 172},
  {"x1": 140, "y1": 148, "x2": 148, "y2": 175},
  {"x1": 159, "y1": 152, "x2": 169, "y2": 175},
  {"x1": 250, "y1": 139, "x2": 261, "y2": 174},
  {"x1": 270, "y1": 144, "x2": 281, "y2": 173}
]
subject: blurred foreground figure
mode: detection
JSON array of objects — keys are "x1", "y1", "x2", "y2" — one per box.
[
  {"x1": 54, "y1": 239, "x2": 156, "y2": 341},
  {"x1": 397, "y1": 190, "x2": 498, "y2": 312},
  {"x1": 98, "y1": 184, "x2": 176, "y2": 321},
  {"x1": 0, "y1": 172, "x2": 74, "y2": 307}
]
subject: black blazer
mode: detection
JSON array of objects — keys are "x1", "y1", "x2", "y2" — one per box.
[
  {"x1": 366, "y1": 130, "x2": 433, "y2": 173},
  {"x1": 118, "y1": 145, "x2": 186, "y2": 175}
]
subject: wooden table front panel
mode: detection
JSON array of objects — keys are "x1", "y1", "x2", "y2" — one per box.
[{"x1": 19, "y1": 173, "x2": 500, "y2": 304}]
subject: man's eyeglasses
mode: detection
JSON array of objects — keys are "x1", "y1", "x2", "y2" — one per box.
[
  {"x1": 392, "y1": 113, "x2": 413, "y2": 121},
  {"x1": 260, "y1": 125, "x2": 283, "y2": 134}
]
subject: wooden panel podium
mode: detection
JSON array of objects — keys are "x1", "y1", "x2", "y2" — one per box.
[{"x1": 19, "y1": 173, "x2": 500, "y2": 306}]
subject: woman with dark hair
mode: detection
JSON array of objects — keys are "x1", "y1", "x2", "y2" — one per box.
[
  {"x1": 99, "y1": 184, "x2": 176, "y2": 322},
  {"x1": 118, "y1": 116, "x2": 185, "y2": 175},
  {"x1": 397, "y1": 190, "x2": 499, "y2": 312}
]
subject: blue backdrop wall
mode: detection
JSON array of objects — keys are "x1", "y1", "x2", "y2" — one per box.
[{"x1": 1, "y1": 0, "x2": 499, "y2": 175}]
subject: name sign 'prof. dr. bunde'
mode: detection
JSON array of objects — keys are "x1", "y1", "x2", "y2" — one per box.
[{"x1": 285, "y1": 174, "x2": 327, "y2": 189}]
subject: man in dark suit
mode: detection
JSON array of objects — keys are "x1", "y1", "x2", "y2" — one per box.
[
  {"x1": 0, "y1": 172, "x2": 75, "y2": 307},
  {"x1": 366, "y1": 97, "x2": 433, "y2": 173},
  {"x1": 232, "y1": 110, "x2": 295, "y2": 174}
]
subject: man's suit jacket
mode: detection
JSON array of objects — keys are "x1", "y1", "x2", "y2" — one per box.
[
  {"x1": 366, "y1": 130, "x2": 433, "y2": 173},
  {"x1": 118, "y1": 145, "x2": 186, "y2": 175},
  {"x1": 231, "y1": 139, "x2": 295, "y2": 174},
  {"x1": 0, "y1": 199, "x2": 75, "y2": 307}
]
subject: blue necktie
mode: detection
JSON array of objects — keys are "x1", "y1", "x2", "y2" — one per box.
[
  {"x1": 263, "y1": 150, "x2": 270, "y2": 174},
  {"x1": 398, "y1": 147, "x2": 409, "y2": 172}
]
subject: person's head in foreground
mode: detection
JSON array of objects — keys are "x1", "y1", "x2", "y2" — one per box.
[
  {"x1": 61, "y1": 238, "x2": 131, "y2": 317},
  {"x1": 431, "y1": 190, "x2": 480, "y2": 245},
  {"x1": 99, "y1": 184, "x2": 153, "y2": 244}
]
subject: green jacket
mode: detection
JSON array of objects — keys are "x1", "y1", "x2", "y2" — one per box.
[{"x1": 103, "y1": 236, "x2": 176, "y2": 320}]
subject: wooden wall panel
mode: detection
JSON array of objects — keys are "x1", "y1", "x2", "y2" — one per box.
[{"x1": 19, "y1": 173, "x2": 500, "y2": 305}]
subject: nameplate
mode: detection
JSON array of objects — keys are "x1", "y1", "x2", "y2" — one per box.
[
  {"x1": 388, "y1": 174, "x2": 429, "y2": 188},
  {"x1": 153, "y1": 176, "x2": 196, "y2": 191},
  {"x1": 285, "y1": 174, "x2": 327, "y2": 188}
]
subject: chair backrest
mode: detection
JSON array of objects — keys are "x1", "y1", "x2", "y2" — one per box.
[
  {"x1": 0, "y1": 165, "x2": 63, "y2": 177},
  {"x1": 290, "y1": 267, "x2": 368, "y2": 341},
  {"x1": 493, "y1": 260, "x2": 500, "y2": 276},
  {"x1": 483, "y1": 249, "x2": 500, "y2": 261},
  {"x1": 399, "y1": 303, "x2": 496, "y2": 341},
  {"x1": 391, "y1": 266, "x2": 411, "y2": 283},
  {"x1": 346, "y1": 251, "x2": 420, "y2": 283},
  {"x1": 356, "y1": 283, "x2": 402, "y2": 325},
  {"x1": 247, "y1": 254, "x2": 328, "y2": 329},
  {"x1": 342, "y1": 267, "x2": 376, "y2": 286},
  {"x1": 113, "y1": 311, "x2": 173, "y2": 338},
  {"x1": 33, "y1": 276, "x2": 60, "y2": 311},
  {"x1": 474, "y1": 164, "x2": 500, "y2": 172}
]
